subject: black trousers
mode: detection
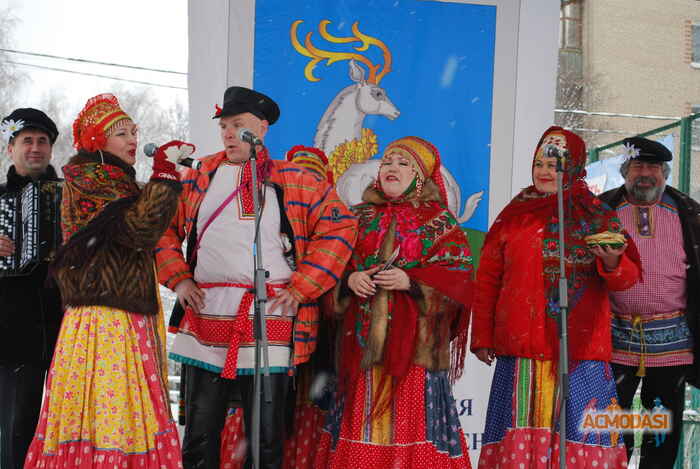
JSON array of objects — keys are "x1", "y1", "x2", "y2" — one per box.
[
  {"x1": 611, "y1": 363, "x2": 690, "y2": 469},
  {"x1": 181, "y1": 364, "x2": 290, "y2": 469},
  {"x1": 0, "y1": 363, "x2": 47, "y2": 469}
]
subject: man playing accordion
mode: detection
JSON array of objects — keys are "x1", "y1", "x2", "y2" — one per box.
[{"x1": 0, "y1": 108, "x2": 63, "y2": 469}]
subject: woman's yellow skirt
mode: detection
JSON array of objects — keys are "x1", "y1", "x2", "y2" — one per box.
[{"x1": 24, "y1": 305, "x2": 182, "y2": 468}]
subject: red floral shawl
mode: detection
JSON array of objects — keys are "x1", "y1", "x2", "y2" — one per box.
[
  {"x1": 61, "y1": 152, "x2": 140, "y2": 242},
  {"x1": 339, "y1": 183, "x2": 474, "y2": 399}
]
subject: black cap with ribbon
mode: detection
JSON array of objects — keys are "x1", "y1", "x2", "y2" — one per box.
[{"x1": 212, "y1": 86, "x2": 280, "y2": 125}]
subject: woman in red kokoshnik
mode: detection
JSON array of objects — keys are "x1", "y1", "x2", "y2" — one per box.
[
  {"x1": 471, "y1": 127, "x2": 641, "y2": 468},
  {"x1": 25, "y1": 94, "x2": 189, "y2": 469},
  {"x1": 314, "y1": 136, "x2": 474, "y2": 469}
]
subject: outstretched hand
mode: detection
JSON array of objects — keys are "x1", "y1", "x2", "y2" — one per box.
[{"x1": 589, "y1": 242, "x2": 627, "y2": 271}]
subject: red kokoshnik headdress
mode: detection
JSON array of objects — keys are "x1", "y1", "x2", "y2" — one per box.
[
  {"x1": 286, "y1": 145, "x2": 334, "y2": 184},
  {"x1": 72, "y1": 93, "x2": 131, "y2": 152}
]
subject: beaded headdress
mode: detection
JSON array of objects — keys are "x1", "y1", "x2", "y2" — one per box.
[
  {"x1": 286, "y1": 145, "x2": 334, "y2": 183},
  {"x1": 72, "y1": 93, "x2": 131, "y2": 152},
  {"x1": 380, "y1": 136, "x2": 448, "y2": 203}
]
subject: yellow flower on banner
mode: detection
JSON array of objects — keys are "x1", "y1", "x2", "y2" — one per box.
[{"x1": 329, "y1": 128, "x2": 379, "y2": 181}]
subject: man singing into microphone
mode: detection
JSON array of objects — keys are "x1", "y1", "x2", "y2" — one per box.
[{"x1": 156, "y1": 86, "x2": 357, "y2": 469}]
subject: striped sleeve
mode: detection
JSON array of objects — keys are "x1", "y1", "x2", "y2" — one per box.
[
  {"x1": 287, "y1": 176, "x2": 357, "y2": 303},
  {"x1": 155, "y1": 170, "x2": 196, "y2": 290}
]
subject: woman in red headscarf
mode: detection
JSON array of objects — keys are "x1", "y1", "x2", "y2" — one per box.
[
  {"x1": 24, "y1": 94, "x2": 189, "y2": 469},
  {"x1": 314, "y1": 136, "x2": 474, "y2": 469},
  {"x1": 471, "y1": 127, "x2": 641, "y2": 468}
]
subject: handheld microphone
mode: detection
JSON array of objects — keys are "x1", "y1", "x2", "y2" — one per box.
[
  {"x1": 144, "y1": 143, "x2": 202, "y2": 171},
  {"x1": 237, "y1": 128, "x2": 263, "y2": 146},
  {"x1": 542, "y1": 144, "x2": 569, "y2": 160}
]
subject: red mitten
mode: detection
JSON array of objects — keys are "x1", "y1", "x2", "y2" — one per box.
[{"x1": 150, "y1": 140, "x2": 196, "y2": 181}]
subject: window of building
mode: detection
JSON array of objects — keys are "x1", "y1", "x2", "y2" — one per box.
[{"x1": 693, "y1": 24, "x2": 700, "y2": 65}]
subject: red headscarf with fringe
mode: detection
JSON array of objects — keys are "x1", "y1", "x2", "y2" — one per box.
[
  {"x1": 339, "y1": 136, "x2": 473, "y2": 415},
  {"x1": 488, "y1": 126, "x2": 642, "y2": 363}
]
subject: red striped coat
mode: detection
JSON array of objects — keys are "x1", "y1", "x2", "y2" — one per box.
[{"x1": 156, "y1": 151, "x2": 357, "y2": 367}]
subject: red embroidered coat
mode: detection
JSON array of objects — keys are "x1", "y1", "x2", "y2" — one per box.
[
  {"x1": 156, "y1": 151, "x2": 357, "y2": 367},
  {"x1": 470, "y1": 210, "x2": 640, "y2": 362}
]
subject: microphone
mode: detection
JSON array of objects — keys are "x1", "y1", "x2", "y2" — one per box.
[
  {"x1": 542, "y1": 144, "x2": 569, "y2": 160},
  {"x1": 144, "y1": 143, "x2": 202, "y2": 170},
  {"x1": 237, "y1": 128, "x2": 263, "y2": 146}
]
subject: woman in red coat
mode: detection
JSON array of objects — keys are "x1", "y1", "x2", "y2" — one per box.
[{"x1": 471, "y1": 127, "x2": 641, "y2": 468}]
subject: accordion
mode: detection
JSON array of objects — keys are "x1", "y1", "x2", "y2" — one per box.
[{"x1": 0, "y1": 181, "x2": 63, "y2": 277}]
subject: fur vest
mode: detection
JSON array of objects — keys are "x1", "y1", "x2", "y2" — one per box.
[{"x1": 53, "y1": 151, "x2": 182, "y2": 315}]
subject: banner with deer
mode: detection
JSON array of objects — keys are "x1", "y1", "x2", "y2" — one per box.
[
  {"x1": 250, "y1": 1, "x2": 497, "y2": 465},
  {"x1": 254, "y1": 0, "x2": 496, "y2": 234}
]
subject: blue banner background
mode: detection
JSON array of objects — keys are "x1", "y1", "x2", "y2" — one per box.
[{"x1": 253, "y1": 0, "x2": 496, "y2": 231}]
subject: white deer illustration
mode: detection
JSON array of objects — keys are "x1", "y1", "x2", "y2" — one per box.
[
  {"x1": 313, "y1": 59, "x2": 399, "y2": 157},
  {"x1": 291, "y1": 20, "x2": 399, "y2": 159},
  {"x1": 291, "y1": 19, "x2": 483, "y2": 223}
]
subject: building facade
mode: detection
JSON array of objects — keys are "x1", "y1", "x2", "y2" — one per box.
[{"x1": 557, "y1": 0, "x2": 700, "y2": 195}]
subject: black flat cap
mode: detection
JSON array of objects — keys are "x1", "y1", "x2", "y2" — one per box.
[
  {"x1": 213, "y1": 86, "x2": 280, "y2": 124},
  {"x1": 2, "y1": 108, "x2": 59, "y2": 144},
  {"x1": 622, "y1": 137, "x2": 672, "y2": 162}
]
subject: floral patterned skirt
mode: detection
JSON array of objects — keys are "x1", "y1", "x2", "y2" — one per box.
[
  {"x1": 314, "y1": 364, "x2": 472, "y2": 469},
  {"x1": 478, "y1": 357, "x2": 628, "y2": 469},
  {"x1": 24, "y1": 305, "x2": 182, "y2": 469}
]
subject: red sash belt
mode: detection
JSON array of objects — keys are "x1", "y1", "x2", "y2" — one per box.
[{"x1": 195, "y1": 281, "x2": 286, "y2": 379}]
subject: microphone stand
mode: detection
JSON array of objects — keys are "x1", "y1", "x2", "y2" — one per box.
[
  {"x1": 555, "y1": 155, "x2": 569, "y2": 469},
  {"x1": 249, "y1": 143, "x2": 272, "y2": 469}
]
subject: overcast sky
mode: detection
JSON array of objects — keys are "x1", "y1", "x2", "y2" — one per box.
[{"x1": 2, "y1": 0, "x2": 188, "y2": 109}]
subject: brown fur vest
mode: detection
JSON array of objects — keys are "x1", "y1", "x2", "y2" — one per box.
[{"x1": 53, "y1": 152, "x2": 182, "y2": 315}]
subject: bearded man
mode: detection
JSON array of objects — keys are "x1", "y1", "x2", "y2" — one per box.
[{"x1": 599, "y1": 137, "x2": 700, "y2": 469}]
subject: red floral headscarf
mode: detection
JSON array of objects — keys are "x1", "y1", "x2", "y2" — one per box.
[
  {"x1": 340, "y1": 136, "x2": 474, "y2": 415},
  {"x1": 490, "y1": 126, "x2": 641, "y2": 327}
]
